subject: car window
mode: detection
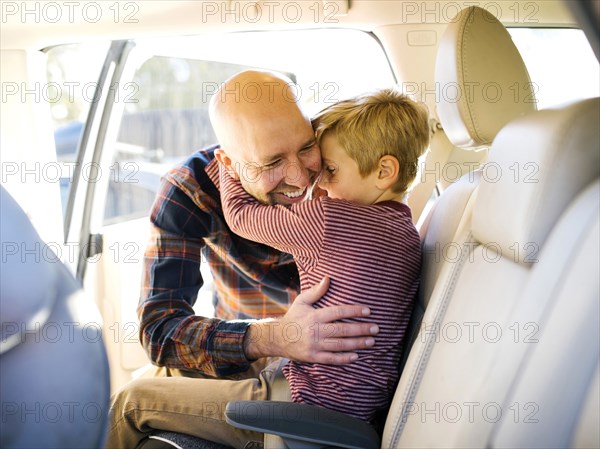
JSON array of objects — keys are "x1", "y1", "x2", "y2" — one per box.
[
  {"x1": 509, "y1": 28, "x2": 599, "y2": 109},
  {"x1": 104, "y1": 57, "x2": 253, "y2": 225}
]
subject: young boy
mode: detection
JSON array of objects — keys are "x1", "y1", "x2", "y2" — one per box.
[{"x1": 218, "y1": 88, "x2": 430, "y2": 422}]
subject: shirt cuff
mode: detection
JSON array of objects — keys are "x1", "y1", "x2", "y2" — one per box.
[{"x1": 210, "y1": 319, "x2": 255, "y2": 375}]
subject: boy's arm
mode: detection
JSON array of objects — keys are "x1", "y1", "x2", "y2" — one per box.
[
  {"x1": 219, "y1": 165, "x2": 381, "y2": 365},
  {"x1": 220, "y1": 165, "x2": 324, "y2": 258}
]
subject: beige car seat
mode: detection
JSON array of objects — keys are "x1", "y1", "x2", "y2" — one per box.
[{"x1": 224, "y1": 7, "x2": 599, "y2": 449}]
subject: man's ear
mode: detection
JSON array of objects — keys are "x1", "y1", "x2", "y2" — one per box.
[
  {"x1": 214, "y1": 149, "x2": 239, "y2": 180},
  {"x1": 375, "y1": 155, "x2": 400, "y2": 190}
]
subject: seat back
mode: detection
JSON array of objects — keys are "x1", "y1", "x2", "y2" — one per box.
[
  {"x1": 384, "y1": 92, "x2": 599, "y2": 447},
  {"x1": 224, "y1": 7, "x2": 598, "y2": 447},
  {"x1": 0, "y1": 186, "x2": 111, "y2": 448},
  {"x1": 386, "y1": 4, "x2": 599, "y2": 447},
  {"x1": 490, "y1": 179, "x2": 599, "y2": 449},
  {"x1": 401, "y1": 4, "x2": 536, "y2": 375},
  {"x1": 421, "y1": 4, "x2": 536, "y2": 306}
]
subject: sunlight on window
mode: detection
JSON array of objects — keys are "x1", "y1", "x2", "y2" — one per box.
[{"x1": 509, "y1": 28, "x2": 599, "y2": 109}]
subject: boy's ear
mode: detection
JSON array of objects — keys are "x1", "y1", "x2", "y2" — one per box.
[
  {"x1": 375, "y1": 155, "x2": 400, "y2": 190},
  {"x1": 214, "y1": 149, "x2": 239, "y2": 180}
]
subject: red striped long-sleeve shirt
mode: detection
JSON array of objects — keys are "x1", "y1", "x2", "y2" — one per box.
[{"x1": 220, "y1": 166, "x2": 421, "y2": 422}]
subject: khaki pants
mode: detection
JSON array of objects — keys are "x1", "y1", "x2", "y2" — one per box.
[{"x1": 105, "y1": 358, "x2": 290, "y2": 449}]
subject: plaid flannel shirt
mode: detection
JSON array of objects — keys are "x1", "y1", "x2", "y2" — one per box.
[{"x1": 138, "y1": 145, "x2": 300, "y2": 376}]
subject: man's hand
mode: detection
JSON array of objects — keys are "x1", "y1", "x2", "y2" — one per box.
[{"x1": 243, "y1": 277, "x2": 379, "y2": 364}]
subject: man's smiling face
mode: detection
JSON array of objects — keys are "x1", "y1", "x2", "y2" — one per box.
[
  {"x1": 235, "y1": 112, "x2": 321, "y2": 206},
  {"x1": 211, "y1": 71, "x2": 322, "y2": 206}
]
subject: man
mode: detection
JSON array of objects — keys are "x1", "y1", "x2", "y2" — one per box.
[{"x1": 106, "y1": 71, "x2": 379, "y2": 448}]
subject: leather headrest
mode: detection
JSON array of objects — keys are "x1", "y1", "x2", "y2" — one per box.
[
  {"x1": 435, "y1": 6, "x2": 536, "y2": 148},
  {"x1": 472, "y1": 98, "x2": 600, "y2": 263}
]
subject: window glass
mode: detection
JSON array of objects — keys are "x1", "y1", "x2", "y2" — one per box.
[
  {"x1": 104, "y1": 58, "x2": 252, "y2": 224},
  {"x1": 509, "y1": 28, "x2": 599, "y2": 109},
  {"x1": 45, "y1": 42, "x2": 110, "y2": 219}
]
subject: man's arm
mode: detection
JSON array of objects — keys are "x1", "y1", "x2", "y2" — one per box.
[
  {"x1": 245, "y1": 278, "x2": 379, "y2": 364},
  {"x1": 138, "y1": 168, "x2": 253, "y2": 377}
]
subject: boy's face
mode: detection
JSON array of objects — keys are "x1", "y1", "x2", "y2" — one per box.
[{"x1": 317, "y1": 133, "x2": 380, "y2": 205}]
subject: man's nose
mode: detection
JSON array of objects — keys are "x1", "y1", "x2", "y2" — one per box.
[{"x1": 284, "y1": 160, "x2": 311, "y2": 187}]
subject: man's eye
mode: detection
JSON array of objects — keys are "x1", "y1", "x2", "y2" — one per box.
[
  {"x1": 263, "y1": 160, "x2": 281, "y2": 169},
  {"x1": 300, "y1": 143, "x2": 316, "y2": 153}
]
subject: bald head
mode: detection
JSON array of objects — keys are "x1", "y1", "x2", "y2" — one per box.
[
  {"x1": 209, "y1": 70, "x2": 308, "y2": 159},
  {"x1": 210, "y1": 70, "x2": 321, "y2": 206}
]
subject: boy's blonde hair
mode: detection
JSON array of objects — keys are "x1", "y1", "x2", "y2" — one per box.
[{"x1": 312, "y1": 88, "x2": 430, "y2": 195}]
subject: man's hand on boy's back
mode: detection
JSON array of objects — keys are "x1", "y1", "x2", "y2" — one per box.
[{"x1": 244, "y1": 277, "x2": 379, "y2": 364}]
